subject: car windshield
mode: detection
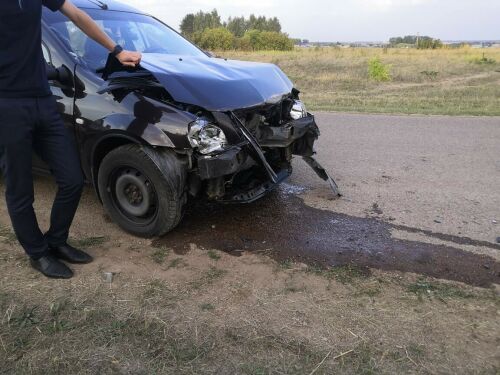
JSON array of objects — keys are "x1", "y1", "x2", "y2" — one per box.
[{"x1": 43, "y1": 9, "x2": 206, "y2": 71}]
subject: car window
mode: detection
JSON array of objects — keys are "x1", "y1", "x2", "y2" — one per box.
[{"x1": 43, "y1": 9, "x2": 206, "y2": 71}]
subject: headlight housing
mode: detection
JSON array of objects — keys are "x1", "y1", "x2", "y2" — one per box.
[
  {"x1": 290, "y1": 100, "x2": 308, "y2": 120},
  {"x1": 188, "y1": 119, "x2": 227, "y2": 155}
]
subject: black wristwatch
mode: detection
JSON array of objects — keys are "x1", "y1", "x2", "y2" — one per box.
[{"x1": 111, "y1": 44, "x2": 123, "y2": 57}]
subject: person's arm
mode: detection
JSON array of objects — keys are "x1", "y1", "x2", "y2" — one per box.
[{"x1": 59, "y1": 0, "x2": 141, "y2": 67}]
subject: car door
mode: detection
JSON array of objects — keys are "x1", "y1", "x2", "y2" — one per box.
[{"x1": 32, "y1": 41, "x2": 77, "y2": 172}]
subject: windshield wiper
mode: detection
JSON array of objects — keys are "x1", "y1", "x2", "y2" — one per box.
[{"x1": 87, "y1": 0, "x2": 108, "y2": 10}]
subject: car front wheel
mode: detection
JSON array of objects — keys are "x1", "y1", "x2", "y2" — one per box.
[{"x1": 97, "y1": 144, "x2": 186, "y2": 238}]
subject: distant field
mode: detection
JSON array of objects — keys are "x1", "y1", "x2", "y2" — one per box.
[{"x1": 223, "y1": 47, "x2": 500, "y2": 116}]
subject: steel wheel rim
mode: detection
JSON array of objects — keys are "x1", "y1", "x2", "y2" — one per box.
[{"x1": 109, "y1": 166, "x2": 159, "y2": 226}]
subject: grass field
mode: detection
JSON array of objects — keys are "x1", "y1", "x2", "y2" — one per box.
[
  {"x1": 1, "y1": 235, "x2": 499, "y2": 374},
  {"x1": 223, "y1": 47, "x2": 500, "y2": 116}
]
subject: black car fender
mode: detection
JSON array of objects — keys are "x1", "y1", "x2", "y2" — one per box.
[
  {"x1": 89, "y1": 128, "x2": 172, "y2": 200},
  {"x1": 93, "y1": 112, "x2": 175, "y2": 148},
  {"x1": 100, "y1": 92, "x2": 196, "y2": 149}
]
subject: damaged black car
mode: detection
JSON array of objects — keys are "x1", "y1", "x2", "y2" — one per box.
[{"x1": 39, "y1": 0, "x2": 339, "y2": 237}]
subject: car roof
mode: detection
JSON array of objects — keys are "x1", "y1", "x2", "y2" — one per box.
[{"x1": 72, "y1": 0, "x2": 142, "y2": 13}]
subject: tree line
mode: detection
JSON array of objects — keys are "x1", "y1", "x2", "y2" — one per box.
[
  {"x1": 389, "y1": 35, "x2": 443, "y2": 49},
  {"x1": 180, "y1": 10, "x2": 294, "y2": 51}
]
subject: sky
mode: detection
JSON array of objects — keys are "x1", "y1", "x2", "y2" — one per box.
[{"x1": 116, "y1": 0, "x2": 499, "y2": 42}]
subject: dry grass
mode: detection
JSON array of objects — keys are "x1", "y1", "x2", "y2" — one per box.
[
  {"x1": 222, "y1": 47, "x2": 500, "y2": 116},
  {"x1": 0, "y1": 238, "x2": 498, "y2": 374}
]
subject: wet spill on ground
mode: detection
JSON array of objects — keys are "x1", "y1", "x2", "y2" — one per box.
[{"x1": 155, "y1": 188, "x2": 500, "y2": 287}]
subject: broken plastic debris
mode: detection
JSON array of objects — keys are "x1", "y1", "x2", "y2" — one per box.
[
  {"x1": 102, "y1": 272, "x2": 114, "y2": 283},
  {"x1": 302, "y1": 156, "x2": 341, "y2": 197}
]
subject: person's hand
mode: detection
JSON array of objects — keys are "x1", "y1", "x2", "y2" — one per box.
[{"x1": 116, "y1": 50, "x2": 142, "y2": 67}]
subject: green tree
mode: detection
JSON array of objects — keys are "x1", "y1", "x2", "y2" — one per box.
[
  {"x1": 242, "y1": 29, "x2": 263, "y2": 50},
  {"x1": 389, "y1": 37, "x2": 403, "y2": 45},
  {"x1": 179, "y1": 13, "x2": 195, "y2": 36},
  {"x1": 226, "y1": 16, "x2": 247, "y2": 37},
  {"x1": 261, "y1": 31, "x2": 293, "y2": 50},
  {"x1": 403, "y1": 35, "x2": 417, "y2": 44},
  {"x1": 198, "y1": 28, "x2": 234, "y2": 51},
  {"x1": 242, "y1": 30, "x2": 293, "y2": 51},
  {"x1": 180, "y1": 9, "x2": 222, "y2": 37},
  {"x1": 266, "y1": 17, "x2": 281, "y2": 33},
  {"x1": 180, "y1": 9, "x2": 290, "y2": 51},
  {"x1": 389, "y1": 35, "x2": 443, "y2": 49}
]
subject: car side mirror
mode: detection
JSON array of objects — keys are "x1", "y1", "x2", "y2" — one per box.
[{"x1": 46, "y1": 63, "x2": 73, "y2": 87}]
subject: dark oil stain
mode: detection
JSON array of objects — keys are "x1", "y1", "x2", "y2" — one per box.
[{"x1": 154, "y1": 189, "x2": 500, "y2": 288}]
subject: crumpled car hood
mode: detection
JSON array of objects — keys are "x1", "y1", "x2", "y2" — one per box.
[{"x1": 139, "y1": 53, "x2": 294, "y2": 111}]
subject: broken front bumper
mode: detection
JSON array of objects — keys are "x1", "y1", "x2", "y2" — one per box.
[{"x1": 194, "y1": 113, "x2": 340, "y2": 202}]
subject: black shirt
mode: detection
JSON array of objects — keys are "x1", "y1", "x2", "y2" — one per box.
[{"x1": 0, "y1": 0, "x2": 65, "y2": 98}]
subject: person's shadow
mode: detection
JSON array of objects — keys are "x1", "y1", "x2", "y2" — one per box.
[{"x1": 127, "y1": 100, "x2": 163, "y2": 136}]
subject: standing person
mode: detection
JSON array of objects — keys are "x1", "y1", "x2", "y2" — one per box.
[{"x1": 0, "y1": 0, "x2": 141, "y2": 279}]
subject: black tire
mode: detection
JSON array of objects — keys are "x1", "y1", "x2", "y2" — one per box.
[{"x1": 97, "y1": 144, "x2": 187, "y2": 238}]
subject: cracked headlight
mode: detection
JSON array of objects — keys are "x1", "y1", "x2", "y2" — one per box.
[
  {"x1": 188, "y1": 119, "x2": 227, "y2": 155},
  {"x1": 290, "y1": 100, "x2": 308, "y2": 120}
]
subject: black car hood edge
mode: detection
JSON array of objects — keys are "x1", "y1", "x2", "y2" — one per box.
[{"x1": 126, "y1": 53, "x2": 294, "y2": 111}]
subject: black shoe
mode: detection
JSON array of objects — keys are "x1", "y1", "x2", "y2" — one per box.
[
  {"x1": 30, "y1": 255, "x2": 74, "y2": 279},
  {"x1": 49, "y1": 244, "x2": 94, "y2": 264}
]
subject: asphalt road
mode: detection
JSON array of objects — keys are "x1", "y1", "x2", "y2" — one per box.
[{"x1": 301, "y1": 112, "x2": 500, "y2": 246}]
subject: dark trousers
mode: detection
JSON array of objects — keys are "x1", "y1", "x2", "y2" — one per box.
[{"x1": 0, "y1": 96, "x2": 84, "y2": 259}]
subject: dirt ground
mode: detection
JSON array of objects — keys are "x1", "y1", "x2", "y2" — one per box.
[{"x1": 0, "y1": 113, "x2": 499, "y2": 374}]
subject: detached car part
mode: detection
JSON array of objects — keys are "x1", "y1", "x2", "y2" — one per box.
[
  {"x1": 37, "y1": 0, "x2": 340, "y2": 238},
  {"x1": 302, "y1": 156, "x2": 341, "y2": 197}
]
